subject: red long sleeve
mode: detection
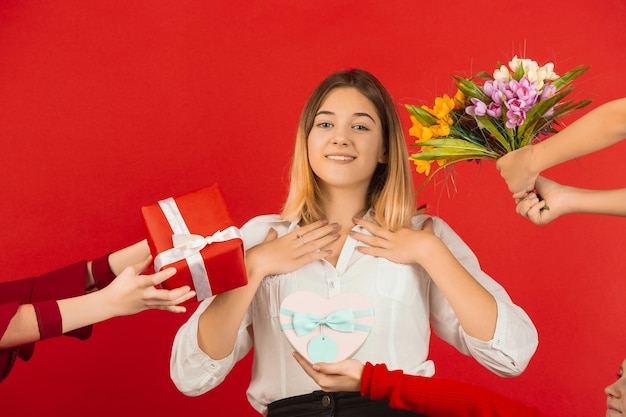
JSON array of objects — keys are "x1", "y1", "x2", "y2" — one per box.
[
  {"x1": 361, "y1": 362, "x2": 551, "y2": 417},
  {"x1": 0, "y1": 260, "x2": 93, "y2": 382}
]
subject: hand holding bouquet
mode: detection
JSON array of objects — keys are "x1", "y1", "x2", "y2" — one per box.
[{"x1": 406, "y1": 56, "x2": 591, "y2": 192}]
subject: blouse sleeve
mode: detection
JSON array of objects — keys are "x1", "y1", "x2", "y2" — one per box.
[
  {"x1": 169, "y1": 215, "x2": 281, "y2": 396},
  {"x1": 169, "y1": 298, "x2": 253, "y2": 396},
  {"x1": 361, "y1": 362, "x2": 549, "y2": 417},
  {"x1": 426, "y1": 216, "x2": 539, "y2": 377}
]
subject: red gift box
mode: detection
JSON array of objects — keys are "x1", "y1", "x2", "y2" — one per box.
[{"x1": 141, "y1": 184, "x2": 248, "y2": 301}]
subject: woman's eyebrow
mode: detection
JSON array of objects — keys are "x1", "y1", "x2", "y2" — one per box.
[
  {"x1": 315, "y1": 110, "x2": 376, "y2": 124},
  {"x1": 354, "y1": 112, "x2": 376, "y2": 123}
]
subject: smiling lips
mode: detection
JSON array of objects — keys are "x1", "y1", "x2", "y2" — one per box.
[{"x1": 326, "y1": 154, "x2": 356, "y2": 161}]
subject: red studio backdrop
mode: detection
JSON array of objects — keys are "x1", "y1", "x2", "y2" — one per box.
[{"x1": 1, "y1": 1, "x2": 625, "y2": 416}]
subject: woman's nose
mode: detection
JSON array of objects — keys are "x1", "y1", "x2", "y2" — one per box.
[
  {"x1": 605, "y1": 382, "x2": 619, "y2": 398},
  {"x1": 332, "y1": 127, "x2": 351, "y2": 145}
]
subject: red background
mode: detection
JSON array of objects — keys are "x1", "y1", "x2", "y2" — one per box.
[{"x1": 1, "y1": 1, "x2": 625, "y2": 416}]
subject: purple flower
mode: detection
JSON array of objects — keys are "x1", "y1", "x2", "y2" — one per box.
[
  {"x1": 483, "y1": 80, "x2": 497, "y2": 97},
  {"x1": 511, "y1": 77, "x2": 539, "y2": 109},
  {"x1": 486, "y1": 102, "x2": 502, "y2": 117},
  {"x1": 506, "y1": 98, "x2": 525, "y2": 112},
  {"x1": 465, "y1": 98, "x2": 488, "y2": 116},
  {"x1": 540, "y1": 84, "x2": 557, "y2": 117},
  {"x1": 506, "y1": 107, "x2": 526, "y2": 128},
  {"x1": 540, "y1": 84, "x2": 556, "y2": 101},
  {"x1": 501, "y1": 82, "x2": 516, "y2": 101}
]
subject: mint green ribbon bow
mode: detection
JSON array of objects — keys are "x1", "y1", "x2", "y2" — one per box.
[
  {"x1": 292, "y1": 308, "x2": 354, "y2": 336},
  {"x1": 281, "y1": 307, "x2": 373, "y2": 336}
]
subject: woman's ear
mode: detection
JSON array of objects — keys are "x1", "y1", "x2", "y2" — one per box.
[{"x1": 378, "y1": 151, "x2": 388, "y2": 164}]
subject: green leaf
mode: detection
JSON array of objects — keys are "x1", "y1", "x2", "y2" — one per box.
[
  {"x1": 405, "y1": 104, "x2": 438, "y2": 126},
  {"x1": 414, "y1": 138, "x2": 495, "y2": 153},
  {"x1": 474, "y1": 115, "x2": 513, "y2": 153},
  {"x1": 410, "y1": 139, "x2": 498, "y2": 160},
  {"x1": 452, "y1": 76, "x2": 489, "y2": 101},
  {"x1": 552, "y1": 65, "x2": 590, "y2": 89},
  {"x1": 472, "y1": 71, "x2": 493, "y2": 81}
]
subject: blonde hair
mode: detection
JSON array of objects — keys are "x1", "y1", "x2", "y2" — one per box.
[{"x1": 280, "y1": 69, "x2": 416, "y2": 230}]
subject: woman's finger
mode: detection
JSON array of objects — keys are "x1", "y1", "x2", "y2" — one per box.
[{"x1": 352, "y1": 217, "x2": 391, "y2": 240}]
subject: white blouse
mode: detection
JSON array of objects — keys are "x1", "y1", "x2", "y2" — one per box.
[{"x1": 170, "y1": 213, "x2": 538, "y2": 415}]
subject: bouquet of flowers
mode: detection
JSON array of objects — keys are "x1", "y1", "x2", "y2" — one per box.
[{"x1": 406, "y1": 56, "x2": 591, "y2": 191}]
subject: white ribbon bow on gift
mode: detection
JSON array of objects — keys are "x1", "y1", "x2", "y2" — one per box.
[{"x1": 153, "y1": 197, "x2": 243, "y2": 300}]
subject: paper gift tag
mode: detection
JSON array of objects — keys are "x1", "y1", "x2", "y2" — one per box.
[{"x1": 279, "y1": 291, "x2": 374, "y2": 363}]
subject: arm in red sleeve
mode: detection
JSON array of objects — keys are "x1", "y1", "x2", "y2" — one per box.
[
  {"x1": 361, "y1": 362, "x2": 551, "y2": 417},
  {"x1": 30, "y1": 260, "x2": 93, "y2": 341},
  {"x1": 0, "y1": 278, "x2": 35, "y2": 382},
  {"x1": 0, "y1": 257, "x2": 108, "y2": 382}
]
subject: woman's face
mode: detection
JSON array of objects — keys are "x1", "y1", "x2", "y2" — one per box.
[
  {"x1": 606, "y1": 358, "x2": 626, "y2": 416},
  {"x1": 307, "y1": 87, "x2": 386, "y2": 194}
]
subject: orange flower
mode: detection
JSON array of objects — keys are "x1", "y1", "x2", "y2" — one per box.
[
  {"x1": 454, "y1": 89, "x2": 465, "y2": 109},
  {"x1": 412, "y1": 157, "x2": 433, "y2": 176}
]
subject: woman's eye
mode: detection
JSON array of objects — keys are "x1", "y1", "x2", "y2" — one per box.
[
  {"x1": 317, "y1": 122, "x2": 332, "y2": 128},
  {"x1": 353, "y1": 124, "x2": 369, "y2": 131}
]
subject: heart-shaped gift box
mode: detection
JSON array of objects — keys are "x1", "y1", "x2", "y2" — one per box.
[{"x1": 279, "y1": 291, "x2": 374, "y2": 363}]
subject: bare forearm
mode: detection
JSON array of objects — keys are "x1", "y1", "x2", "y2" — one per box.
[
  {"x1": 418, "y1": 239, "x2": 497, "y2": 341},
  {"x1": 534, "y1": 98, "x2": 626, "y2": 172},
  {"x1": 197, "y1": 273, "x2": 262, "y2": 359},
  {"x1": 0, "y1": 292, "x2": 116, "y2": 348},
  {"x1": 562, "y1": 187, "x2": 626, "y2": 217},
  {"x1": 0, "y1": 305, "x2": 39, "y2": 348},
  {"x1": 57, "y1": 291, "x2": 118, "y2": 333},
  {"x1": 107, "y1": 240, "x2": 151, "y2": 275}
]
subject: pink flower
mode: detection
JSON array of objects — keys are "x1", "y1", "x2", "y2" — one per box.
[
  {"x1": 466, "y1": 98, "x2": 488, "y2": 116},
  {"x1": 486, "y1": 102, "x2": 502, "y2": 118},
  {"x1": 506, "y1": 99, "x2": 526, "y2": 128}
]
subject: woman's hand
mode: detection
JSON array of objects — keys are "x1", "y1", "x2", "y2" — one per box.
[
  {"x1": 496, "y1": 145, "x2": 540, "y2": 198},
  {"x1": 349, "y1": 217, "x2": 436, "y2": 265},
  {"x1": 244, "y1": 219, "x2": 340, "y2": 281},
  {"x1": 515, "y1": 176, "x2": 567, "y2": 225},
  {"x1": 292, "y1": 351, "x2": 363, "y2": 392},
  {"x1": 100, "y1": 256, "x2": 196, "y2": 316}
]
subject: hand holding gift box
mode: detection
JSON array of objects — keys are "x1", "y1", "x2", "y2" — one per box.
[
  {"x1": 280, "y1": 291, "x2": 374, "y2": 363},
  {"x1": 141, "y1": 184, "x2": 248, "y2": 302}
]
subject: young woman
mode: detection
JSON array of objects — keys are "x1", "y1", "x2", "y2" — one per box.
[
  {"x1": 496, "y1": 98, "x2": 626, "y2": 224},
  {"x1": 170, "y1": 69, "x2": 538, "y2": 416},
  {"x1": 1, "y1": 240, "x2": 195, "y2": 382}
]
